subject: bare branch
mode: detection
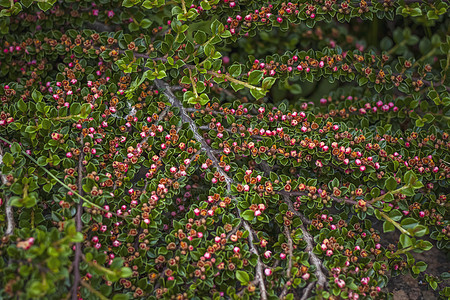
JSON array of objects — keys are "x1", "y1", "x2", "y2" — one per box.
[
  {"x1": 282, "y1": 194, "x2": 329, "y2": 298},
  {"x1": 84, "y1": 21, "x2": 115, "y2": 32},
  {"x1": 154, "y1": 79, "x2": 268, "y2": 300},
  {"x1": 72, "y1": 135, "x2": 84, "y2": 300},
  {"x1": 280, "y1": 191, "x2": 312, "y2": 225},
  {"x1": 243, "y1": 222, "x2": 268, "y2": 300},
  {"x1": 0, "y1": 144, "x2": 14, "y2": 237},
  {"x1": 300, "y1": 282, "x2": 315, "y2": 300},
  {"x1": 279, "y1": 225, "x2": 294, "y2": 299}
]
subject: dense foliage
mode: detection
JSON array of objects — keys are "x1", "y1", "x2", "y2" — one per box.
[{"x1": 0, "y1": 0, "x2": 449, "y2": 299}]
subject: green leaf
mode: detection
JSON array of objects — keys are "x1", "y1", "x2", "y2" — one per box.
[
  {"x1": 416, "y1": 240, "x2": 433, "y2": 251},
  {"x1": 401, "y1": 218, "x2": 419, "y2": 230},
  {"x1": 120, "y1": 267, "x2": 133, "y2": 278},
  {"x1": 38, "y1": 1, "x2": 52, "y2": 11},
  {"x1": 228, "y1": 64, "x2": 242, "y2": 77},
  {"x1": 388, "y1": 209, "x2": 403, "y2": 221},
  {"x1": 415, "y1": 118, "x2": 424, "y2": 127},
  {"x1": 248, "y1": 70, "x2": 264, "y2": 85},
  {"x1": 71, "y1": 232, "x2": 84, "y2": 242},
  {"x1": 2, "y1": 152, "x2": 14, "y2": 165},
  {"x1": 140, "y1": 19, "x2": 152, "y2": 29},
  {"x1": 11, "y1": 142, "x2": 21, "y2": 154},
  {"x1": 404, "y1": 170, "x2": 417, "y2": 185},
  {"x1": 236, "y1": 270, "x2": 250, "y2": 285},
  {"x1": 412, "y1": 225, "x2": 427, "y2": 237},
  {"x1": 194, "y1": 30, "x2": 207, "y2": 44},
  {"x1": 383, "y1": 221, "x2": 395, "y2": 233},
  {"x1": 261, "y1": 77, "x2": 276, "y2": 90},
  {"x1": 230, "y1": 82, "x2": 244, "y2": 92},
  {"x1": 70, "y1": 103, "x2": 81, "y2": 115},
  {"x1": 32, "y1": 90, "x2": 43, "y2": 102},
  {"x1": 399, "y1": 233, "x2": 413, "y2": 248},
  {"x1": 241, "y1": 209, "x2": 254, "y2": 221},
  {"x1": 385, "y1": 177, "x2": 397, "y2": 191},
  {"x1": 17, "y1": 99, "x2": 27, "y2": 112},
  {"x1": 370, "y1": 187, "x2": 380, "y2": 198},
  {"x1": 250, "y1": 88, "x2": 267, "y2": 100},
  {"x1": 112, "y1": 295, "x2": 130, "y2": 300},
  {"x1": 37, "y1": 156, "x2": 48, "y2": 166}
]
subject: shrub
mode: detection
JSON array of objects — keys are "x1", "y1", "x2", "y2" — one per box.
[{"x1": 0, "y1": 0, "x2": 449, "y2": 299}]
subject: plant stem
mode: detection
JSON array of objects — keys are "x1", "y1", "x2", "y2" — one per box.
[
  {"x1": 188, "y1": 68, "x2": 199, "y2": 98},
  {"x1": 83, "y1": 256, "x2": 118, "y2": 276},
  {"x1": 387, "y1": 39, "x2": 407, "y2": 56},
  {"x1": 181, "y1": 0, "x2": 187, "y2": 14},
  {"x1": 392, "y1": 245, "x2": 416, "y2": 256},
  {"x1": 379, "y1": 211, "x2": 411, "y2": 236},
  {"x1": 206, "y1": 69, "x2": 264, "y2": 91},
  {"x1": 72, "y1": 135, "x2": 84, "y2": 300},
  {"x1": 0, "y1": 144, "x2": 14, "y2": 237},
  {"x1": 80, "y1": 281, "x2": 109, "y2": 300},
  {"x1": 369, "y1": 185, "x2": 408, "y2": 204},
  {"x1": 413, "y1": 48, "x2": 436, "y2": 68},
  {"x1": 0, "y1": 136, "x2": 124, "y2": 218}
]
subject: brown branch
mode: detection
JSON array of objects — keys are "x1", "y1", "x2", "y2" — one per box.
[
  {"x1": 279, "y1": 225, "x2": 294, "y2": 299},
  {"x1": 243, "y1": 222, "x2": 268, "y2": 300},
  {"x1": 72, "y1": 135, "x2": 84, "y2": 300},
  {"x1": 280, "y1": 191, "x2": 312, "y2": 225},
  {"x1": 154, "y1": 79, "x2": 267, "y2": 300},
  {"x1": 282, "y1": 194, "x2": 328, "y2": 297},
  {"x1": 85, "y1": 21, "x2": 115, "y2": 32},
  {"x1": 226, "y1": 220, "x2": 241, "y2": 240},
  {"x1": 300, "y1": 282, "x2": 315, "y2": 300},
  {"x1": 277, "y1": 190, "x2": 358, "y2": 206},
  {"x1": 0, "y1": 144, "x2": 14, "y2": 237}
]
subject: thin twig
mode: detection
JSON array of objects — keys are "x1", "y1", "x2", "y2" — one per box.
[
  {"x1": 282, "y1": 195, "x2": 328, "y2": 298},
  {"x1": 243, "y1": 222, "x2": 268, "y2": 300},
  {"x1": 300, "y1": 282, "x2": 315, "y2": 300},
  {"x1": 0, "y1": 144, "x2": 14, "y2": 237},
  {"x1": 72, "y1": 135, "x2": 84, "y2": 300},
  {"x1": 80, "y1": 281, "x2": 109, "y2": 300},
  {"x1": 279, "y1": 225, "x2": 294, "y2": 299},
  {"x1": 281, "y1": 191, "x2": 312, "y2": 225}
]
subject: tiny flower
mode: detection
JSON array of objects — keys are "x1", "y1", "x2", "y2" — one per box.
[
  {"x1": 264, "y1": 251, "x2": 272, "y2": 258},
  {"x1": 264, "y1": 268, "x2": 272, "y2": 276}
]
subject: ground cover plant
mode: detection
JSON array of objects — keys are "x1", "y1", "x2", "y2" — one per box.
[{"x1": 0, "y1": 0, "x2": 449, "y2": 299}]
